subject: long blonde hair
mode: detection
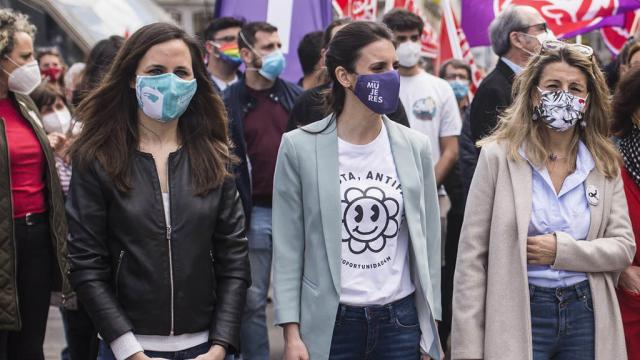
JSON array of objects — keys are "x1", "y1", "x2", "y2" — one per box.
[{"x1": 480, "y1": 46, "x2": 620, "y2": 178}]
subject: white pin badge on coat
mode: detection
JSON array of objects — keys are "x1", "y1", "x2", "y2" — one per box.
[{"x1": 586, "y1": 184, "x2": 599, "y2": 206}]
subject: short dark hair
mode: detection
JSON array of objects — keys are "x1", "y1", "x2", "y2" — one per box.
[
  {"x1": 612, "y1": 66, "x2": 640, "y2": 137},
  {"x1": 439, "y1": 59, "x2": 472, "y2": 80},
  {"x1": 238, "y1": 21, "x2": 278, "y2": 50},
  {"x1": 323, "y1": 18, "x2": 352, "y2": 49},
  {"x1": 202, "y1": 17, "x2": 245, "y2": 41},
  {"x1": 298, "y1": 31, "x2": 323, "y2": 76},
  {"x1": 382, "y1": 9, "x2": 424, "y2": 34}
]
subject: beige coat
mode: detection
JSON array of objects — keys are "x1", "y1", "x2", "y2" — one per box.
[{"x1": 451, "y1": 141, "x2": 636, "y2": 360}]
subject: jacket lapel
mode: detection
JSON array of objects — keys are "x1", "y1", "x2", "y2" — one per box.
[
  {"x1": 506, "y1": 155, "x2": 532, "y2": 261},
  {"x1": 385, "y1": 119, "x2": 425, "y2": 260},
  {"x1": 585, "y1": 170, "x2": 605, "y2": 240},
  {"x1": 315, "y1": 117, "x2": 342, "y2": 294}
]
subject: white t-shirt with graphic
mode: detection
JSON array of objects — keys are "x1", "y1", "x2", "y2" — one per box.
[
  {"x1": 399, "y1": 71, "x2": 462, "y2": 165},
  {"x1": 338, "y1": 124, "x2": 415, "y2": 306}
]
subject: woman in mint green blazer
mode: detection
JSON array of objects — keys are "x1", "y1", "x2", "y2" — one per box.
[{"x1": 272, "y1": 22, "x2": 442, "y2": 360}]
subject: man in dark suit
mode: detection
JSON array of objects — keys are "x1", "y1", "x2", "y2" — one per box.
[{"x1": 470, "y1": 5, "x2": 552, "y2": 145}]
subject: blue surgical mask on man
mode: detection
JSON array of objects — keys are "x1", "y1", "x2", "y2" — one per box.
[
  {"x1": 256, "y1": 50, "x2": 286, "y2": 81},
  {"x1": 135, "y1": 73, "x2": 197, "y2": 123},
  {"x1": 240, "y1": 31, "x2": 286, "y2": 81},
  {"x1": 448, "y1": 79, "x2": 470, "y2": 100}
]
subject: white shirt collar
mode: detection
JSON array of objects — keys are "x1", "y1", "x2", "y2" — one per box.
[{"x1": 501, "y1": 57, "x2": 524, "y2": 75}]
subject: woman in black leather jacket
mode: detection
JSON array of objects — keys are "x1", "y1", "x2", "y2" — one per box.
[{"x1": 66, "y1": 23, "x2": 250, "y2": 360}]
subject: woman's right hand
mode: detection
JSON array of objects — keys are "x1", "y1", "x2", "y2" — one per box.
[
  {"x1": 283, "y1": 323, "x2": 309, "y2": 360},
  {"x1": 619, "y1": 265, "x2": 640, "y2": 293},
  {"x1": 47, "y1": 132, "x2": 66, "y2": 152},
  {"x1": 127, "y1": 352, "x2": 150, "y2": 360}
]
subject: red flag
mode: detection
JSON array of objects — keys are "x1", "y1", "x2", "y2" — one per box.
[
  {"x1": 333, "y1": 0, "x2": 377, "y2": 20},
  {"x1": 437, "y1": 0, "x2": 483, "y2": 95},
  {"x1": 601, "y1": 10, "x2": 640, "y2": 55}
]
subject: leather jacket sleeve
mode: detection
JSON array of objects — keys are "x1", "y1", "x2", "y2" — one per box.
[
  {"x1": 66, "y1": 162, "x2": 133, "y2": 343},
  {"x1": 210, "y1": 177, "x2": 251, "y2": 352}
]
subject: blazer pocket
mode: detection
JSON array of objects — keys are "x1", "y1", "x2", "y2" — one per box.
[{"x1": 302, "y1": 275, "x2": 319, "y2": 295}]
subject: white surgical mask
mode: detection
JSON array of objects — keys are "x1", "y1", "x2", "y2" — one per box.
[
  {"x1": 42, "y1": 107, "x2": 72, "y2": 134},
  {"x1": 396, "y1": 41, "x2": 421, "y2": 68},
  {"x1": 2, "y1": 57, "x2": 41, "y2": 95},
  {"x1": 518, "y1": 31, "x2": 557, "y2": 56}
]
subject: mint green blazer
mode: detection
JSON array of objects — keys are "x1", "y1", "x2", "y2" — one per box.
[{"x1": 272, "y1": 115, "x2": 443, "y2": 360}]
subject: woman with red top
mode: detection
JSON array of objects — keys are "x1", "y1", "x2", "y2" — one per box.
[
  {"x1": 612, "y1": 66, "x2": 640, "y2": 360},
  {"x1": 0, "y1": 9, "x2": 71, "y2": 359}
]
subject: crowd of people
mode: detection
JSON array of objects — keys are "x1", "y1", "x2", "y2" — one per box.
[{"x1": 0, "y1": 3, "x2": 638, "y2": 360}]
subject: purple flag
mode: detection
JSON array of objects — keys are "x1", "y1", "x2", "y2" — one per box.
[
  {"x1": 462, "y1": 0, "x2": 640, "y2": 47},
  {"x1": 216, "y1": 0, "x2": 333, "y2": 82}
]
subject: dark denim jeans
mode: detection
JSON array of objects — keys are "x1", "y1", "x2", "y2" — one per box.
[
  {"x1": 530, "y1": 280, "x2": 595, "y2": 360},
  {"x1": 98, "y1": 341, "x2": 211, "y2": 360},
  {"x1": 329, "y1": 293, "x2": 422, "y2": 360}
]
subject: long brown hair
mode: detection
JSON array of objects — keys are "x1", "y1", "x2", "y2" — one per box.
[
  {"x1": 480, "y1": 45, "x2": 620, "y2": 178},
  {"x1": 69, "y1": 22, "x2": 235, "y2": 195}
]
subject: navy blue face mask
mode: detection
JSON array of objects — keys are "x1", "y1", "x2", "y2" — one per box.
[{"x1": 351, "y1": 70, "x2": 400, "y2": 115}]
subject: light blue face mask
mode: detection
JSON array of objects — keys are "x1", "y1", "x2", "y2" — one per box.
[
  {"x1": 257, "y1": 50, "x2": 286, "y2": 81},
  {"x1": 239, "y1": 31, "x2": 286, "y2": 81},
  {"x1": 135, "y1": 73, "x2": 197, "y2": 123},
  {"x1": 448, "y1": 80, "x2": 470, "y2": 100}
]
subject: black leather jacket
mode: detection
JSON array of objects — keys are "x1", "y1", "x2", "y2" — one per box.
[{"x1": 66, "y1": 147, "x2": 250, "y2": 351}]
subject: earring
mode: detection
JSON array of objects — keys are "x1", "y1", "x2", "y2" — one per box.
[{"x1": 580, "y1": 120, "x2": 586, "y2": 128}]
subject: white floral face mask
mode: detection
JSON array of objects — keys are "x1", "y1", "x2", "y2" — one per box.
[{"x1": 532, "y1": 87, "x2": 588, "y2": 132}]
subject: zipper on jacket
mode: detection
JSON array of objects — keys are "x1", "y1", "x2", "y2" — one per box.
[
  {"x1": 147, "y1": 152, "x2": 176, "y2": 336},
  {"x1": 115, "y1": 250, "x2": 125, "y2": 296},
  {"x1": 167, "y1": 224, "x2": 174, "y2": 335}
]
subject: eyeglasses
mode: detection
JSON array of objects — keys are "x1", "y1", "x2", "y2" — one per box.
[
  {"x1": 541, "y1": 40, "x2": 594, "y2": 58},
  {"x1": 516, "y1": 22, "x2": 547, "y2": 34}
]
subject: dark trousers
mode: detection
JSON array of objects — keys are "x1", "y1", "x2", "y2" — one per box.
[
  {"x1": 329, "y1": 294, "x2": 422, "y2": 359},
  {"x1": 439, "y1": 163, "x2": 466, "y2": 351},
  {"x1": 61, "y1": 303, "x2": 99, "y2": 360},
  {"x1": 0, "y1": 218, "x2": 53, "y2": 360},
  {"x1": 439, "y1": 210, "x2": 463, "y2": 350}
]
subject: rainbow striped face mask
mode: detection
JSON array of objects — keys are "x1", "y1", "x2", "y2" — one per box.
[{"x1": 211, "y1": 42, "x2": 242, "y2": 67}]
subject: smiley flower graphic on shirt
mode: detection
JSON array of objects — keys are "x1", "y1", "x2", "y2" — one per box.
[{"x1": 341, "y1": 187, "x2": 400, "y2": 254}]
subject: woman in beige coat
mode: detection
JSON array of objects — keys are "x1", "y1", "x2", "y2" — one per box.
[{"x1": 451, "y1": 41, "x2": 636, "y2": 360}]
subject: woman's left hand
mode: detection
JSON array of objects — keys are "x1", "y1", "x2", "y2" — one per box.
[
  {"x1": 421, "y1": 355, "x2": 432, "y2": 360},
  {"x1": 193, "y1": 345, "x2": 226, "y2": 360},
  {"x1": 527, "y1": 234, "x2": 557, "y2": 265}
]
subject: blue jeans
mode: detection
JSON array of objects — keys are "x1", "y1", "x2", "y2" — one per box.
[
  {"x1": 329, "y1": 294, "x2": 422, "y2": 360},
  {"x1": 530, "y1": 280, "x2": 595, "y2": 360},
  {"x1": 240, "y1": 206, "x2": 272, "y2": 360},
  {"x1": 98, "y1": 341, "x2": 211, "y2": 360}
]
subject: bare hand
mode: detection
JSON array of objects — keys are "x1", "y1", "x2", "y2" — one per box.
[
  {"x1": 193, "y1": 345, "x2": 226, "y2": 360},
  {"x1": 421, "y1": 355, "x2": 432, "y2": 360},
  {"x1": 283, "y1": 323, "x2": 309, "y2": 360},
  {"x1": 127, "y1": 352, "x2": 150, "y2": 360},
  {"x1": 619, "y1": 266, "x2": 640, "y2": 293},
  {"x1": 284, "y1": 337, "x2": 309, "y2": 360},
  {"x1": 47, "y1": 132, "x2": 66, "y2": 152},
  {"x1": 527, "y1": 234, "x2": 557, "y2": 265}
]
